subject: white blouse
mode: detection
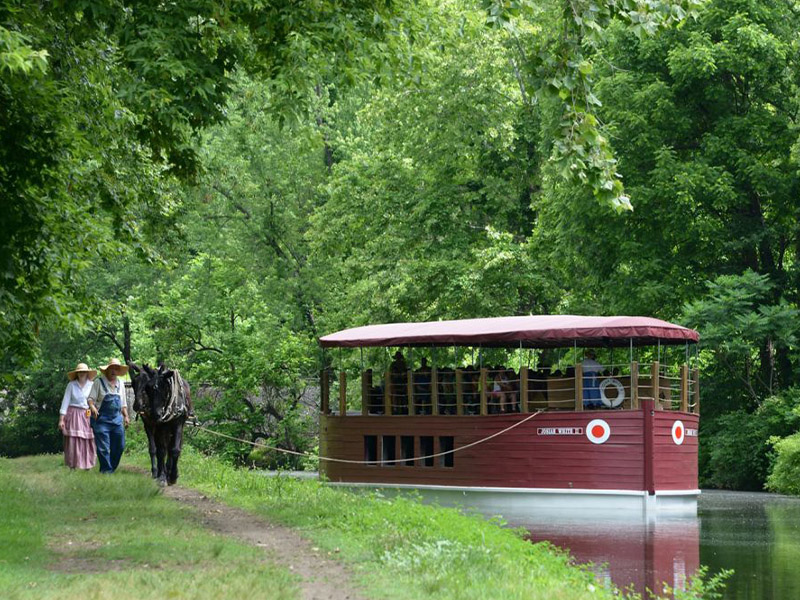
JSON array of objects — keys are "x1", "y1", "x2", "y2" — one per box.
[{"x1": 59, "y1": 380, "x2": 94, "y2": 415}]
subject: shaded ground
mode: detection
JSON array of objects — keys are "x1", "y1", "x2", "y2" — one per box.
[{"x1": 162, "y1": 483, "x2": 365, "y2": 600}]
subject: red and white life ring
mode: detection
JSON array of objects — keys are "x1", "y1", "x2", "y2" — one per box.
[
  {"x1": 599, "y1": 378, "x2": 625, "y2": 408},
  {"x1": 586, "y1": 419, "x2": 611, "y2": 444},
  {"x1": 672, "y1": 420, "x2": 685, "y2": 445}
]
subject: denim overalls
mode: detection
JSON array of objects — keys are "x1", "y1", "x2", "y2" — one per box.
[
  {"x1": 93, "y1": 378, "x2": 126, "y2": 473},
  {"x1": 583, "y1": 370, "x2": 602, "y2": 408}
]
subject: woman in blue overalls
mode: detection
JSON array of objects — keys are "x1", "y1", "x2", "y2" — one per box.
[{"x1": 87, "y1": 358, "x2": 130, "y2": 473}]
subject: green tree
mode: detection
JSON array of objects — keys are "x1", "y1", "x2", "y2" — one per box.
[{"x1": 0, "y1": 0, "x2": 396, "y2": 375}]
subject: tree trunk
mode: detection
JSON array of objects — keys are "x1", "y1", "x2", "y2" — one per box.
[{"x1": 122, "y1": 314, "x2": 131, "y2": 364}]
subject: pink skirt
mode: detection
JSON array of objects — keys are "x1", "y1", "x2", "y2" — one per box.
[{"x1": 63, "y1": 406, "x2": 96, "y2": 470}]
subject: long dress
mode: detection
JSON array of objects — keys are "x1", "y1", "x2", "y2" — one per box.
[{"x1": 60, "y1": 381, "x2": 96, "y2": 469}]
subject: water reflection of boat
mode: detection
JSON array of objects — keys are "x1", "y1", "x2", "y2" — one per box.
[{"x1": 521, "y1": 514, "x2": 700, "y2": 597}]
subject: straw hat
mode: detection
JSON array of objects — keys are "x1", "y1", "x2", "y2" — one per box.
[
  {"x1": 67, "y1": 362, "x2": 97, "y2": 381},
  {"x1": 98, "y1": 358, "x2": 129, "y2": 377}
]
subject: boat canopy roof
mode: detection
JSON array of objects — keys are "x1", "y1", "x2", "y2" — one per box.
[{"x1": 319, "y1": 315, "x2": 699, "y2": 349}]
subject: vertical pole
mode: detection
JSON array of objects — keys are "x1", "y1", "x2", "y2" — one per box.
[
  {"x1": 456, "y1": 369, "x2": 464, "y2": 416},
  {"x1": 407, "y1": 369, "x2": 414, "y2": 416},
  {"x1": 651, "y1": 361, "x2": 660, "y2": 409},
  {"x1": 575, "y1": 362, "x2": 583, "y2": 411},
  {"x1": 320, "y1": 368, "x2": 330, "y2": 414},
  {"x1": 408, "y1": 347, "x2": 413, "y2": 416},
  {"x1": 520, "y1": 365, "x2": 529, "y2": 413},
  {"x1": 338, "y1": 371, "x2": 347, "y2": 416},
  {"x1": 631, "y1": 360, "x2": 639, "y2": 410},
  {"x1": 680, "y1": 363, "x2": 689, "y2": 413},
  {"x1": 432, "y1": 367, "x2": 439, "y2": 415},
  {"x1": 361, "y1": 370, "x2": 370, "y2": 416},
  {"x1": 643, "y1": 397, "x2": 656, "y2": 494},
  {"x1": 692, "y1": 367, "x2": 700, "y2": 415},
  {"x1": 480, "y1": 368, "x2": 488, "y2": 415},
  {"x1": 384, "y1": 370, "x2": 392, "y2": 416}
]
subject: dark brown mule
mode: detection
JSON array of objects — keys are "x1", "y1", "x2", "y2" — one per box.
[{"x1": 129, "y1": 363, "x2": 192, "y2": 485}]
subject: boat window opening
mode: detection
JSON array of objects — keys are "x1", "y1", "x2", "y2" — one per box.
[
  {"x1": 401, "y1": 435, "x2": 415, "y2": 466},
  {"x1": 382, "y1": 435, "x2": 396, "y2": 466},
  {"x1": 364, "y1": 435, "x2": 378, "y2": 465},
  {"x1": 420, "y1": 436, "x2": 434, "y2": 467},
  {"x1": 439, "y1": 436, "x2": 454, "y2": 468}
]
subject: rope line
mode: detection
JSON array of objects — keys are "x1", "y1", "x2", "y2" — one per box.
[{"x1": 191, "y1": 410, "x2": 544, "y2": 466}]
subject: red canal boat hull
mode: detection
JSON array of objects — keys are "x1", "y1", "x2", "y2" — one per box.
[{"x1": 320, "y1": 401, "x2": 698, "y2": 514}]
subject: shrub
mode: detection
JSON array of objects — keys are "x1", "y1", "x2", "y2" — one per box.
[
  {"x1": 701, "y1": 390, "x2": 800, "y2": 490},
  {"x1": 766, "y1": 432, "x2": 800, "y2": 495}
]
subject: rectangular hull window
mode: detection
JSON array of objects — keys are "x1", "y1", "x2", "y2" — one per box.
[
  {"x1": 439, "y1": 436, "x2": 454, "y2": 468},
  {"x1": 364, "y1": 435, "x2": 378, "y2": 465},
  {"x1": 382, "y1": 435, "x2": 396, "y2": 466},
  {"x1": 420, "y1": 436, "x2": 434, "y2": 467},
  {"x1": 400, "y1": 435, "x2": 415, "y2": 466}
]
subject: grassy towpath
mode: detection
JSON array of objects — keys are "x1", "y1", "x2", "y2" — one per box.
[
  {"x1": 0, "y1": 455, "x2": 300, "y2": 600},
  {"x1": 3, "y1": 447, "x2": 721, "y2": 600},
  {"x1": 129, "y1": 443, "x2": 720, "y2": 600}
]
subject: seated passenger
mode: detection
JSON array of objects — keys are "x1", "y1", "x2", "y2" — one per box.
[
  {"x1": 414, "y1": 358, "x2": 432, "y2": 415},
  {"x1": 439, "y1": 368, "x2": 456, "y2": 415},
  {"x1": 390, "y1": 351, "x2": 408, "y2": 414},
  {"x1": 502, "y1": 368, "x2": 518, "y2": 413},
  {"x1": 463, "y1": 366, "x2": 479, "y2": 415},
  {"x1": 488, "y1": 366, "x2": 505, "y2": 414}
]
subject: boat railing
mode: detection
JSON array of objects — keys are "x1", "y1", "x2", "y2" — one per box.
[{"x1": 321, "y1": 360, "x2": 700, "y2": 417}]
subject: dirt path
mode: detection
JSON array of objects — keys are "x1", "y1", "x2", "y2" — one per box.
[{"x1": 162, "y1": 484, "x2": 367, "y2": 600}]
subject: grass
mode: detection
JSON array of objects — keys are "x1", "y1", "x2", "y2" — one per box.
[
  {"x1": 0, "y1": 454, "x2": 298, "y2": 600},
  {"x1": 126, "y1": 428, "x2": 725, "y2": 600},
  {"x1": 2, "y1": 426, "x2": 726, "y2": 600}
]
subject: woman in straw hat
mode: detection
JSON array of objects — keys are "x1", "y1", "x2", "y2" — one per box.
[
  {"x1": 87, "y1": 358, "x2": 130, "y2": 474},
  {"x1": 59, "y1": 363, "x2": 98, "y2": 469}
]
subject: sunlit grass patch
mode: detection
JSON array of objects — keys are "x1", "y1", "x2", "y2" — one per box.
[{"x1": 0, "y1": 455, "x2": 297, "y2": 600}]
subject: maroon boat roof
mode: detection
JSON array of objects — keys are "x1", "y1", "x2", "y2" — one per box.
[{"x1": 319, "y1": 315, "x2": 699, "y2": 348}]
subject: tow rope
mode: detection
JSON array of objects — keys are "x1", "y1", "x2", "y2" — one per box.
[{"x1": 190, "y1": 410, "x2": 544, "y2": 466}]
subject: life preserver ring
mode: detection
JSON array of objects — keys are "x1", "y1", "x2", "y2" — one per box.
[{"x1": 599, "y1": 378, "x2": 625, "y2": 408}]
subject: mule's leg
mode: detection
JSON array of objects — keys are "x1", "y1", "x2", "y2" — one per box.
[
  {"x1": 143, "y1": 417, "x2": 158, "y2": 478},
  {"x1": 167, "y1": 420, "x2": 184, "y2": 485},
  {"x1": 155, "y1": 427, "x2": 168, "y2": 486}
]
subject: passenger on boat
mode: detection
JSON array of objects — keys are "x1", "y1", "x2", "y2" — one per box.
[
  {"x1": 414, "y1": 358, "x2": 432, "y2": 415},
  {"x1": 439, "y1": 368, "x2": 456, "y2": 415},
  {"x1": 390, "y1": 351, "x2": 408, "y2": 414},
  {"x1": 487, "y1": 367, "x2": 503, "y2": 414},
  {"x1": 503, "y1": 368, "x2": 518, "y2": 412},
  {"x1": 582, "y1": 350, "x2": 604, "y2": 409},
  {"x1": 464, "y1": 366, "x2": 480, "y2": 415}
]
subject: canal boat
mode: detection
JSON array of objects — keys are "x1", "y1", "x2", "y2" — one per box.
[{"x1": 318, "y1": 315, "x2": 700, "y2": 515}]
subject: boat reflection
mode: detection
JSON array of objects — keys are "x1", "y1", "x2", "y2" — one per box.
[{"x1": 518, "y1": 513, "x2": 699, "y2": 597}]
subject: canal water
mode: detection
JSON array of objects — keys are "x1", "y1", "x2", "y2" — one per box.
[{"x1": 519, "y1": 490, "x2": 800, "y2": 599}]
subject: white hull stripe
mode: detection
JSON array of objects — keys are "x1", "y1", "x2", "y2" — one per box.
[{"x1": 328, "y1": 481, "x2": 701, "y2": 497}]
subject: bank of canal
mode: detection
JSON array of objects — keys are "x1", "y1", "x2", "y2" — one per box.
[{"x1": 521, "y1": 490, "x2": 800, "y2": 599}]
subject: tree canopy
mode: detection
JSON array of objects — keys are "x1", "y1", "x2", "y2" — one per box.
[{"x1": 2, "y1": 0, "x2": 800, "y2": 489}]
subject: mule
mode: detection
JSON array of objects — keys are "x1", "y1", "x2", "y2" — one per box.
[
  {"x1": 129, "y1": 362, "x2": 191, "y2": 486},
  {"x1": 129, "y1": 363, "x2": 159, "y2": 478}
]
